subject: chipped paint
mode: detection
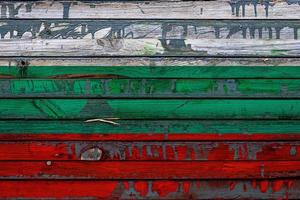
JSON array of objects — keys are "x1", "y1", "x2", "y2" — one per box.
[{"x1": 1, "y1": 20, "x2": 300, "y2": 40}]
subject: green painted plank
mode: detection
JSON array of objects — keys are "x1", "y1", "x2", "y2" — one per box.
[
  {"x1": 2, "y1": 66, "x2": 300, "y2": 78},
  {"x1": 1, "y1": 99, "x2": 300, "y2": 119},
  {"x1": 1, "y1": 79, "x2": 300, "y2": 98},
  {"x1": 0, "y1": 120, "x2": 300, "y2": 134}
]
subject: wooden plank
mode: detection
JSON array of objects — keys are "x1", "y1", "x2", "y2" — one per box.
[
  {"x1": 1, "y1": 38, "x2": 300, "y2": 57},
  {"x1": 0, "y1": 180, "x2": 298, "y2": 199},
  {"x1": 2, "y1": 79, "x2": 300, "y2": 98},
  {"x1": 2, "y1": 133, "x2": 300, "y2": 141},
  {"x1": 0, "y1": 99, "x2": 300, "y2": 119},
  {"x1": 1, "y1": 19, "x2": 300, "y2": 40},
  {"x1": 2, "y1": 65, "x2": 300, "y2": 79},
  {"x1": 1, "y1": 1, "x2": 300, "y2": 19},
  {"x1": 0, "y1": 120, "x2": 300, "y2": 140},
  {"x1": 0, "y1": 161, "x2": 299, "y2": 179},
  {"x1": 2, "y1": 57, "x2": 300, "y2": 67},
  {"x1": 0, "y1": 141, "x2": 300, "y2": 161}
]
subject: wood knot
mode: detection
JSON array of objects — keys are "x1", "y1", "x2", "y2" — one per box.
[
  {"x1": 16, "y1": 60, "x2": 29, "y2": 77},
  {"x1": 80, "y1": 147, "x2": 103, "y2": 161}
]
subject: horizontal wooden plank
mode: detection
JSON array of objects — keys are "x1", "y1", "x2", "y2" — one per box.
[
  {"x1": 1, "y1": 99, "x2": 300, "y2": 119},
  {"x1": 2, "y1": 57, "x2": 300, "y2": 67},
  {"x1": 2, "y1": 133, "x2": 300, "y2": 141},
  {"x1": 2, "y1": 79, "x2": 300, "y2": 98},
  {"x1": 1, "y1": 120, "x2": 300, "y2": 141},
  {"x1": 0, "y1": 180, "x2": 298, "y2": 199},
  {"x1": 1, "y1": 141, "x2": 300, "y2": 161},
  {"x1": 1, "y1": 1, "x2": 300, "y2": 19},
  {"x1": 1, "y1": 38, "x2": 300, "y2": 57},
  {"x1": 0, "y1": 161, "x2": 299, "y2": 179},
  {"x1": 1, "y1": 19, "x2": 300, "y2": 40},
  {"x1": 2, "y1": 65, "x2": 300, "y2": 79}
]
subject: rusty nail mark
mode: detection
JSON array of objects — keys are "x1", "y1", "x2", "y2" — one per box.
[{"x1": 85, "y1": 118, "x2": 120, "y2": 125}]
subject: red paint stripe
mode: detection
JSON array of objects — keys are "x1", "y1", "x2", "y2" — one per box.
[
  {"x1": 0, "y1": 141, "x2": 299, "y2": 161},
  {"x1": 0, "y1": 161, "x2": 299, "y2": 179},
  {"x1": 0, "y1": 133, "x2": 300, "y2": 141},
  {"x1": 0, "y1": 180, "x2": 297, "y2": 199}
]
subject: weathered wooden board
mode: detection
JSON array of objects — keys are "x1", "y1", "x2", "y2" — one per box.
[
  {"x1": 1, "y1": 1, "x2": 300, "y2": 19},
  {"x1": 1, "y1": 120, "x2": 300, "y2": 135},
  {"x1": 1, "y1": 20, "x2": 300, "y2": 40},
  {"x1": 1, "y1": 38, "x2": 300, "y2": 57},
  {"x1": 0, "y1": 141, "x2": 299, "y2": 161},
  {"x1": 0, "y1": 180, "x2": 298, "y2": 199},
  {"x1": 2, "y1": 0, "x2": 300, "y2": 199},
  {"x1": 3, "y1": 65, "x2": 300, "y2": 79},
  {"x1": 0, "y1": 120, "x2": 300, "y2": 141},
  {"x1": 2, "y1": 57, "x2": 300, "y2": 67},
  {"x1": 1, "y1": 99, "x2": 300, "y2": 119},
  {"x1": 0, "y1": 161, "x2": 300, "y2": 179},
  {"x1": 2, "y1": 79, "x2": 300, "y2": 98}
]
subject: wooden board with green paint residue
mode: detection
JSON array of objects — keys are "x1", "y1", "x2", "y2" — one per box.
[
  {"x1": 1, "y1": 79, "x2": 300, "y2": 98},
  {"x1": 0, "y1": 99, "x2": 300, "y2": 119},
  {"x1": 2, "y1": 66, "x2": 300, "y2": 79},
  {"x1": 2, "y1": 57, "x2": 300, "y2": 67}
]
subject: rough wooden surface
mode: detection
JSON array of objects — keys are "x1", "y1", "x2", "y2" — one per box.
[
  {"x1": 1, "y1": 1, "x2": 300, "y2": 19},
  {"x1": 2, "y1": 57, "x2": 300, "y2": 67},
  {"x1": 1, "y1": 38, "x2": 300, "y2": 57},
  {"x1": 1, "y1": 99, "x2": 300, "y2": 119},
  {"x1": 1, "y1": 20, "x2": 300, "y2": 40},
  {"x1": 1, "y1": 79, "x2": 300, "y2": 98},
  {"x1": 0, "y1": 180, "x2": 298, "y2": 199},
  {"x1": 0, "y1": 141, "x2": 299, "y2": 161},
  {"x1": 2, "y1": 0, "x2": 300, "y2": 199},
  {"x1": 0, "y1": 120, "x2": 300, "y2": 141},
  {"x1": 1, "y1": 161, "x2": 300, "y2": 179},
  {"x1": 2, "y1": 65, "x2": 300, "y2": 78}
]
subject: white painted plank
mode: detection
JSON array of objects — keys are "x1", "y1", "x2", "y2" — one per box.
[
  {"x1": 1, "y1": 1, "x2": 300, "y2": 19},
  {"x1": 0, "y1": 38, "x2": 299, "y2": 57},
  {"x1": 0, "y1": 20, "x2": 299, "y2": 40}
]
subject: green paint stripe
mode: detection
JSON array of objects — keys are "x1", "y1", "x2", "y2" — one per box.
[
  {"x1": 0, "y1": 120, "x2": 300, "y2": 134},
  {"x1": 2, "y1": 66, "x2": 300, "y2": 78},
  {"x1": 2, "y1": 79, "x2": 300, "y2": 98},
  {"x1": 1, "y1": 99, "x2": 300, "y2": 119}
]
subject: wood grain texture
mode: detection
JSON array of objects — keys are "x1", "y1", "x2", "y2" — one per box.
[
  {"x1": 0, "y1": 141, "x2": 300, "y2": 161},
  {"x1": 0, "y1": 180, "x2": 298, "y2": 199},
  {"x1": 2, "y1": 65, "x2": 300, "y2": 79},
  {"x1": 2, "y1": 79, "x2": 300, "y2": 98},
  {"x1": 1, "y1": 1, "x2": 300, "y2": 19},
  {"x1": 0, "y1": 120, "x2": 300, "y2": 141},
  {"x1": 1, "y1": 38, "x2": 300, "y2": 57},
  {"x1": 1, "y1": 19, "x2": 300, "y2": 40},
  {"x1": 2, "y1": 133, "x2": 300, "y2": 141},
  {"x1": 0, "y1": 120, "x2": 300, "y2": 135},
  {"x1": 0, "y1": 99, "x2": 300, "y2": 119},
  {"x1": 0, "y1": 161, "x2": 300, "y2": 179},
  {"x1": 2, "y1": 0, "x2": 300, "y2": 199},
  {"x1": 2, "y1": 57, "x2": 300, "y2": 67}
]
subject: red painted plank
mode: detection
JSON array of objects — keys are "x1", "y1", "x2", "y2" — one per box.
[
  {"x1": 0, "y1": 161, "x2": 299, "y2": 179},
  {"x1": 0, "y1": 180, "x2": 298, "y2": 199},
  {"x1": 0, "y1": 141, "x2": 299, "y2": 161},
  {"x1": 0, "y1": 133, "x2": 300, "y2": 141}
]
